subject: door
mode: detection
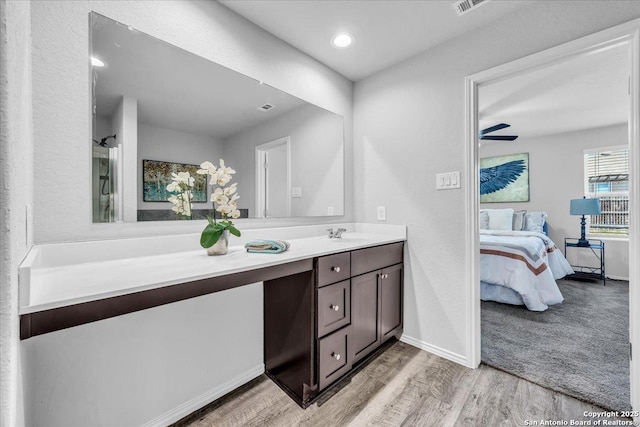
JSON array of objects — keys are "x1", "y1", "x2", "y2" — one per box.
[
  {"x1": 351, "y1": 271, "x2": 381, "y2": 364},
  {"x1": 255, "y1": 137, "x2": 291, "y2": 218}
]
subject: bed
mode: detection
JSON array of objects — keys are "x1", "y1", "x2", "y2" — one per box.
[{"x1": 480, "y1": 209, "x2": 574, "y2": 311}]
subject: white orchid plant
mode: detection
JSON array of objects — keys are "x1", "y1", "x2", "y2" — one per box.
[
  {"x1": 166, "y1": 171, "x2": 194, "y2": 220},
  {"x1": 197, "y1": 159, "x2": 241, "y2": 248}
]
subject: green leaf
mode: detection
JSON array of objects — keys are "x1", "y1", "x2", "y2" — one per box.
[
  {"x1": 227, "y1": 225, "x2": 241, "y2": 237},
  {"x1": 200, "y1": 224, "x2": 223, "y2": 248}
]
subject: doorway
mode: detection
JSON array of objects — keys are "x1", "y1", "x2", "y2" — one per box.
[
  {"x1": 255, "y1": 136, "x2": 291, "y2": 218},
  {"x1": 465, "y1": 20, "x2": 640, "y2": 415}
]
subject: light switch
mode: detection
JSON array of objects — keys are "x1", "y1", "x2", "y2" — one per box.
[
  {"x1": 327, "y1": 206, "x2": 334, "y2": 216},
  {"x1": 377, "y1": 206, "x2": 386, "y2": 221},
  {"x1": 291, "y1": 187, "x2": 302, "y2": 198},
  {"x1": 436, "y1": 172, "x2": 461, "y2": 190}
]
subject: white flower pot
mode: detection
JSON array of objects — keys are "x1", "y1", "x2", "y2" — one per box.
[{"x1": 206, "y1": 230, "x2": 230, "y2": 256}]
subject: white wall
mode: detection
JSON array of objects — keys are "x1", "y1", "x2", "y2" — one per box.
[
  {"x1": 137, "y1": 122, "x2": 225, "y2": 211},
  {"x1": 479, "y1": 124, "x2": 629, "y2": 280},
  {"x1": 22, "y1": 283, "x2": 263, "y2": 427},
  {"x1": 31, "y1": 0, "x2": 353, "y2": 244},
  {"x1": 224, "y1": 104, "x2": 344, "y2": 218},
  {"x1": 353, "y1": 2, "x2": 640, "y2": 362},
  {"x1": 0, "y1": 1, "x2": 32, "y2": 426}
]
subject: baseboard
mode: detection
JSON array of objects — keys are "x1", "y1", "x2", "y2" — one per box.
[
  {"x1": 400, "y1": 334, "x2": 469, "y2": 367},
  {"x1": 141, "y1": 364, "x2": 265, "y2": 427},
  {"x1": 606, "y1": 275, "x2": 629, "y2": 281}
]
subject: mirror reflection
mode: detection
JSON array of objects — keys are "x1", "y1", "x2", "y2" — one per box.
[{"x1": 90, "y1": 13, "x2": 344, "y2": 222}]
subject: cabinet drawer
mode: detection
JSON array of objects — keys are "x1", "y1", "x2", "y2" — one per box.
[
  {"x1": 318, "y1": 328, "x2": 350, "y2": 390},
  {"x1": 351, "y1": 242, "x2": 403, "y2": 277},
  {"x1": 317, "y1": 252, "x2": 351, "y2": 287},
  {"x1": 317, "y1": 280, "x2": 351, "y2": 338}
]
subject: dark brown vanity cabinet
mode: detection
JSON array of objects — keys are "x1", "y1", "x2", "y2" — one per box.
[
  {"x1": 350, "y1": 246, "x2": 404, "y2": 365},
  {"x1": 264, "y1": 241, "x2": 404, "y2": 408}
]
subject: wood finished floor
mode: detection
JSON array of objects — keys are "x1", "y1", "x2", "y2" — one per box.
[{"x1": 174, "y1": 341, "x2": 627, "y2": 427}]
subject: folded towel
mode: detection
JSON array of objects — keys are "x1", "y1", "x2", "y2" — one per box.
[{"x1": 244, "y1": 239, "x2": 290, "y2": 254}]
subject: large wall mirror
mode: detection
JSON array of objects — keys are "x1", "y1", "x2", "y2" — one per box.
[{"x1": 90, "y1": 12, "x2": 344, "y2": 223}]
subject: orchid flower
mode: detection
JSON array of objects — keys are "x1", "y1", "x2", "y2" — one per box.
[
  {"x1": 166, "y1": 171, "x2": 194, "y2": 220},
  {"x1": 198, "y1": 159, "x2": 242, "y2": 250}
]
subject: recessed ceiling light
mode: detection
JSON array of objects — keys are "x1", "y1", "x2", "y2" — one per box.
[
  {"x1": 331, "y1": 33, "x2": 354, "y2": 48},
  {"x1": 91, "y1": 56, "x2": 105, "y2": 67}
]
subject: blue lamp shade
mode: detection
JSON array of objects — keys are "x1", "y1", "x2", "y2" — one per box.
[
  {"x1": 570, "y1": 197, "x2": 601, "y2": 247},
  {"x1": 570, "y1": 198, "x2": 601, "y2": 216}
]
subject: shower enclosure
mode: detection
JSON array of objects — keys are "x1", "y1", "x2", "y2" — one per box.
[{"x1": 92, "y1": 145, "x2": 119, "y2": 222}]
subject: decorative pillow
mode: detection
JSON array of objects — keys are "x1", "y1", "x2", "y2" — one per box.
[
  {"x1": 512, "y1": 210, "x2": 527, "y2": 231},
  {"x1": 487, "y1": 208, "x2": 514, "y2": 231},
  {"x1": 479, "y1": 210, "x2": 489, "y2": 230},
  {"x1": 524, "y1": 211, "x2": 548, "y2": 233}
]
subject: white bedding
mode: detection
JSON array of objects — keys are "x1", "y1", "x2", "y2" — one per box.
[{"x1": 480, "y1": 229, "x2": 574, "y2": 311}]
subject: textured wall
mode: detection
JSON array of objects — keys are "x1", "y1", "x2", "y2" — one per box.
[
  {"x1": 0, "y1": 1, "x2": 32, "y2": 426},
  {"x1": 30, "y1": 0, "x2": 353, "y2": 244},
  {"x1": 480, "y1": 124, "x2": 630, "y2": 280},
  {"x1": 353, "y1": 1, "x2": 640, "y2": 360}
]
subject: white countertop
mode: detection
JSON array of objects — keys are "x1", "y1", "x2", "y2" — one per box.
[{"x1": 20, "y1": 224, "x2": 406, "y2": 314}]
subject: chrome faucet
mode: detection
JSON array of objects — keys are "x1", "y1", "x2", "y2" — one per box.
[{"x1": 327, "y1": 228, "x2": 347, "y2": 239}]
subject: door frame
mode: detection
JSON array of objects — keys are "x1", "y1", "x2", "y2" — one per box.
[
  {"x1": 464, "y1": 19, "x2": 640, "y2": 414},
  {"x1": 255, "y1": 136, "x2": 291, "y2": 218}
]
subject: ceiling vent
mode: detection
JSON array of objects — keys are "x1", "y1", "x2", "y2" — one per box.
[
  {"x1": 257, "y1": 103, "x2": 276, "y2": 112},
  {"x1": 453, "y1": 0, "x2": 490, "y2": 16}
]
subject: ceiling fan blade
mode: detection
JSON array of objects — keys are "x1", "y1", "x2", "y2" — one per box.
[
  {"x1": 480, "y1": 123, "x2": 511, "y2": 136},
  {"x1": 481, "y1": 135, "x2": 519, "y2": 141}
]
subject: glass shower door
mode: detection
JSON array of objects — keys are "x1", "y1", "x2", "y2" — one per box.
[{"x1": 92, "y1": 145, "x2": 118, "y2": 222}]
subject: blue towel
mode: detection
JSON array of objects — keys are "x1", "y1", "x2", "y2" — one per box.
[{"x1": 244, "y1": 239, "x2": 290, "y2": 254}]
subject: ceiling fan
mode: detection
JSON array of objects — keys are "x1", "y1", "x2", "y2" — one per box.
[{"x1": 480, "y1": 123, "x2": 519, "y2": 141}]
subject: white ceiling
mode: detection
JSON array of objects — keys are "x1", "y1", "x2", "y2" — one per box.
[
  {"x1": 92, "y1": 2, "x2": 630, "y2": 142},
  {"x1": 221, "y1": 0, "x2": 629, "y2": 138},
  {"x1": 479, "y1": 43, "x2": 630, "y2": 139},
  {"x1": 220, "y1": 0, "x2": 534, "y2": 81}
]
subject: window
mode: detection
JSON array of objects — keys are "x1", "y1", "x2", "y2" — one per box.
[{"x1": 584, "y1": 146, "x2": 629, "y2": 236}]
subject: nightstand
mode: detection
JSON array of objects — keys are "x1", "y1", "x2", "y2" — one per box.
[{"x1": 564, "y1": 238, "x2": 605, "y2": 285}]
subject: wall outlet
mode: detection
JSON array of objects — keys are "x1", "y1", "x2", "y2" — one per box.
[
  {"x1": 291, "y1": 187, "x2": 302, "y2": 198},
  {"x1": 376, "y1": 206, "x2": 386, "y2": 221},
  {"x1": 327, "y1": 206, "x2": 334, "y2": 216}
]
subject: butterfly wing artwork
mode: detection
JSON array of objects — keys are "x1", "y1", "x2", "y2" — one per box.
[{"x1": 480, "y1": 159, "x2": 526, "y2": 195}]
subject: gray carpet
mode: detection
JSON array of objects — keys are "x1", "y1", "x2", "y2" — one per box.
[{"x1": 481, "y1": 279, "x2": 630, "y2": 412}]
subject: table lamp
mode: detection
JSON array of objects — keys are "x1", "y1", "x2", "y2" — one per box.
[{"x1": 570, "y1": 197, "x2": 601, "y2": 247}]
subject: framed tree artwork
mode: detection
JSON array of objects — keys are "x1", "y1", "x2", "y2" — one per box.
[{"x1": 142, "y1": 160, "x2": 207, "y2": 202}]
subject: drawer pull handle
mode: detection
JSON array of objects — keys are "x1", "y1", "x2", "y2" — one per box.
[
  {"x1": 331, "y1": 352, "x2": 341, "y2": 361},
  {"x1": 330, "y1": 304, "x2": 340, "y2": 312},
  {"x1": 331, "y1": 266, "x2": 341, "y2": 273}
]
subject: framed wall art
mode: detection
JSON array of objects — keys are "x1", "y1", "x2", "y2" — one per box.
[
  {"x1": 480, "y1": 152, "x2": 529, "y2": 203},
  {"x1": 142, "y1": 159, "x2": 207, "y2": 202}
]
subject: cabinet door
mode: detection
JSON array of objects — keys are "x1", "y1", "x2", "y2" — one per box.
[
  {"x1": 351, "y1": 271, "x2": 381, "y2": 364},
  {"x1": 380, "y1": 264, "x2": 402, "y2": 343}
]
